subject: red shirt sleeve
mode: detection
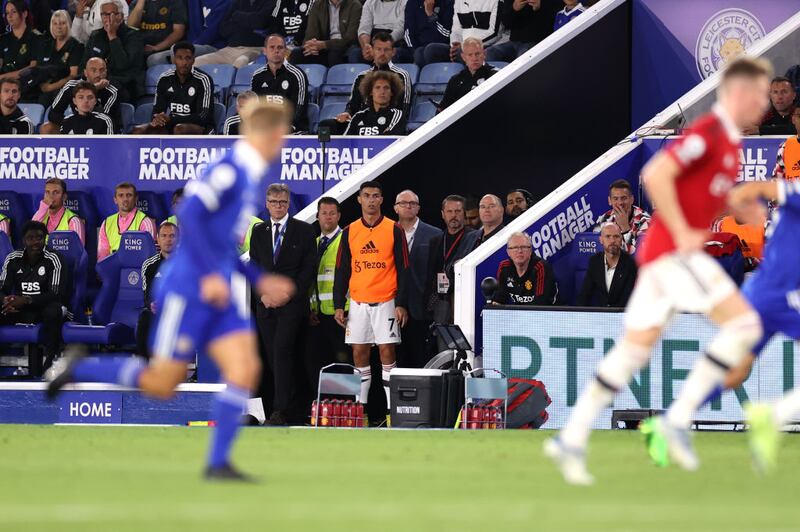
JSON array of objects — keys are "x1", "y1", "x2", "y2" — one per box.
[{"x1": 663, "y1": 120, "x2": 714, "y2": 173}]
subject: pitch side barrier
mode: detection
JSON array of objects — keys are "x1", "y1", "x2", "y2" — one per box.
[
  {"x1": 455, "y1": 136, "x2": 788, "y2": 354},
  {"x1": 636, "y1": 9, "x2": 800, "y2": 134},
  {"x1": 295, "y1": 0, "x2": 630, "y2": 224}
]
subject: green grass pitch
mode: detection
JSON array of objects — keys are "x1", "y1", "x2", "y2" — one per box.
[{"x1": 1, "y1": 425, "x2": 799, "y2": 531}]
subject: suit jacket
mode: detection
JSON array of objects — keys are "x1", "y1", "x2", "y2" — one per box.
[
  {"x1": 249, "y1": 217, "x2": 317, "y2": 316},
  {"x1": 407, "y1": 220, "x2": 442, "y2": 320},
  {"x1": 426, "y1": 227, "x2": 480, "y2": 323},
  {"x1": 576, "y1": 251, "x2": 637, "y2": 308}
]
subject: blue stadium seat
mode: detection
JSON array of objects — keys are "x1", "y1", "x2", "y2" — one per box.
[
  {"x1": 410, "y1": 100, "x2": 437, "y2": 123},
  {"x1": 307, "y1": 103, "x2": 320, "y2": 133},
  {"x1": 299, "y1": 63, "x2": 327, "y2": 102},
  {"x1": 319, "y1": 101, "x2": 347, "y2": 122},
  {"x1": 226, "y1": 101, "x2": 237, "y2": 118},
  {"x1": 197, "y1": 63, "x2": 236, "y2": 102},
  {"x1": 134, "y1": 102, "x2": 154, "y2": 126},
  {"x1": 63, "y1": 232, "x2": 156, "y2": 345},
  {"x1": 213, "y1": 101, "x2": 226, "y2": 133},
  {"x1": 230, "y1": 63, "x2": 260, "y2": 99},
  {"x1": 396, "y1": 63, "x2": 420, "y2": 84},
  {"x1": 144, "y1": 64, "x2": 172, "y2": 96},
  {"x1": 488, "y1": 61, "x2": 508, "y2": 70},
  {"x1": 252, "y1": 54, "x2": 266, "y2": 64},
  {"x1": 321, "y1": 94, "x2": 350, "y2": 106},
  {"x1": 0, "y1": 190, "x2": 33, "y2": 246},
  {"x1": 322, "y1": 63, "x2": 367, "y2": 98},
  {"x1": 416, "y1": 63, "x2": 464, "y2": 94},
  {"x1": 47, "y1": 231, "x2": 89, "y2": 321},
  {"x1": 19, "y1": 103, "x2": 44, "y2": 126},
  {"x1": 0, "y1": 231, "x2": 12, "y2": 265},
  {"x1": 136, "y1": 191, "x2": 168, "y2": 223},
  {"x1": 571, "y1": 232, "x2": 602, "y2": 304},
  {"x1": 119, "y1": 102, "x2": 135, "y2": 133}
]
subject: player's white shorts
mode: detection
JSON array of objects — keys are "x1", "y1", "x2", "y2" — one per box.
[
  {"x1": 625, "y1": 251, "x2": 738, "y2": 331},
  {"x1": 345, "y1": 300, "x2": 401, "y2": 345}
]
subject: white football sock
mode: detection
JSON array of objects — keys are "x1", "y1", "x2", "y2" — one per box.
[
  {"x1": 357, "y1": 366, "x2": 371, "y2": 405},
  {"x1": 382, "y1": 362, "x2": 396, "y2": 410}
]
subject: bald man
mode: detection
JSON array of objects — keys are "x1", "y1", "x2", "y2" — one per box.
[
  {"x1": 40, "y1": 57, "x2": 122, "y2": 134},
  {"x1": 474, "y1": 194, "x2": 505, "y2": 249},
  {"x1": 394, "y1": 189, "x2": 442, "y2": 367}
]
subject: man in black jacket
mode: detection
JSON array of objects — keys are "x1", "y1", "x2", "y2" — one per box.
[
  {"x1": 439, "y1": 38, "x2": 497, "y2": 110},
  {"x1": 249, "y1": 183, "x2": 317, "y2": 426},
  {"x1": 492, "y1": 231, "x2": 558, "y2": 306},
  {"x1": 485, "y1": 0, "x2": 558, "y2": 62},
  {"x1": 136, "y1": 221, "x2": 178, "y2": 359},
  {"x1": 59, "y1": 81, "x2": 114, "y2": 134},
  {"x1": 0, "y1": 221, "x2": 68, "y2": 373},
  {"x1": 576, "y1": 222, "x2": 637, "y2": 308}
]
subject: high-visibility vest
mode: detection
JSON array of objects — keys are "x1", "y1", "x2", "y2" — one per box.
[
  {"x1": 239, "y1": 216, "x2": 263, "y2": 254},
  {"x1": 311, "y1": 230, "x2": 348, "y2": 315},
  {"x1": 782, "y1": 136, "x2": 800, "y2": 181},
  {"x1": 105, "y1": 210, "x2": 148, "y2": 254},
  {"x1": 43, "y1": 208, "x2": 79, "y2": 243},
  {"x1": 166, "y1": 214, "x2": 178, "y2": 225}
]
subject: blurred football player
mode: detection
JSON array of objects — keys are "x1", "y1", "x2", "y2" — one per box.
[
  {"x1": 545, "y1": 57, "x2": 772, "y2": 485},
  {"x1": 48, "y1": 100, "x2": 296, "y2": 481}
]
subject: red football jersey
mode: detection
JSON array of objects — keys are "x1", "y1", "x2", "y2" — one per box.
[{"x1": 637, "y1": 105, "x2": 742, "y2": 266}]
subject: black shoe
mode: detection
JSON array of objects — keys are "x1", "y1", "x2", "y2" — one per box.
[
  {"x1": 266, "y1": 411, "x2": 288, "y2": 426},
  {"x1": 241, "y1": 414, "x2": 262, "y2": 426},
  {"x1": 204, "y1": 463, "x2": 258, "y2": 483},
  {"x1": 45, "y1": 344, "x2": 88, "y2": 401}
]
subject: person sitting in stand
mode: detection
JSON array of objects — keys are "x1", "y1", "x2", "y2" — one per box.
[
  {"x1": 32, "y1": 177, "x2": 86, "y2": 246},
  {"x1": 438, "y1": 37, "x2": 497, "y2": 111},
  {"x1": 40, "y1": 57, "x2": 121, "y2": 134},
  {"x1": 222, "y1": 90, "x2": 257, "y2": 135},
  {"x1": 744, "y1": 76, "x2": 796, "y2": 136},
  {"x1": 0, "y1": 0, "x2": 42, "y2": 84},
  {"x1": 344, "y1": 70, "x2": 406, "y2": 135},
  {"x1": 59, "y1": 80, "x2": 114, "y2": 134},
  {"x1": 492, "y1": 231, "x2": 558, "y2": 305},
  {"x1": 772, "y1": 106, "x2": 800, "y2": 182},
  {"x1": 70, "y1": 0, "x2": 130, "y2": 44},
  {"x1": 0, "y1": 77, "x2": 34, "y2": 133},
  {"x1": 576, "y1": 221, "x2": 637, "y2": 307},
  {"x1": 133, "y1": 41, "x2": 214, "y2": 134},
  {"x1": 592, "y1": 178, "x2": 650, "y2": 254},
  {"x1": 97, "y1": 182, "x2": 157, "y2": 261},
  {"x1": 136, "y1": 221, "x2": 178, "y2": 359},
  {"x1": 126, "y1": 0, "x2": 188, "y2": 67}
]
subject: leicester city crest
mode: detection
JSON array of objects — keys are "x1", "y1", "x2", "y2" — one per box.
[{"x1": 695, "y1": 8, "x2": 765, "y2": 79}]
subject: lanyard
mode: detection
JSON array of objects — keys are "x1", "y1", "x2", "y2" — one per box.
[{"x1": 443, "y1": 229, "x2": 464, "y2": 264}]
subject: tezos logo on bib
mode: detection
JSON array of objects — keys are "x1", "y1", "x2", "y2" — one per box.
[{"x1": 695, "y1": 8, "x2": 765, "y2": 79}]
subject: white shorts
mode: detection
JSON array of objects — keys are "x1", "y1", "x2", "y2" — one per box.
[
  {"x1": 345, "y1": 300, "x2": 401, "y2": 345},
  {"x1": 625, "y1": 251, "x2": 739, "y2": 331}
]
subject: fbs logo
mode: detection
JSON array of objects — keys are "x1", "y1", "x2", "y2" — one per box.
[{"x1": 360, "y1": 240, "x2": 379, "y2": 254}]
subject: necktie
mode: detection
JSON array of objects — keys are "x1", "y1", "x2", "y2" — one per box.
[{"x1": 273, "y1": 222, "x2": 283, "y2": 260}]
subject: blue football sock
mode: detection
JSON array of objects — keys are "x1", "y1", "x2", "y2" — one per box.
[
  {"x1": 71, "y1": 357, "x2": 146, "y2": 387},
  {"x1": 701, "y1": 385, "x2": 724, "y2": 408},
  {"x1": 208, "y1": 383, "x2": 250, "y2": 468}
]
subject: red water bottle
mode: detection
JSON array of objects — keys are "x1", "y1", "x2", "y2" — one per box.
[
  {"x1": 495, "y1": 406, "x2": 504, "y2": 429},
  {"x1": 468, "y1": 403, "x2": 481, "y2": 430},
  {"x1": 343, "y1": 400, "x2": 354, "y2": 427},
  {"x1": 332, "y1": 400, "x2": 343, "y2": 427},
  {"x1": 354, "y1": 402, "x2": 365, "y2": 428},
  {"x1": 310, "y1": 400, "x2": 319, "y2": 426},
  {"x1": 484, "y1": 406, "x2": 495, "y2": 430},
  {"x1": 320, "y1": 399, "x2": 331, "y2": 427}
]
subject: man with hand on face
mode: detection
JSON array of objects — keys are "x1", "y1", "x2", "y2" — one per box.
[
  {"x1": 333, "y1": 181, "x2": 409, "y2": 422},
  {"x1": 426, "y1": 194, "x2": 479, "y2": 324},
  {"x1": 98, "y1": 182, "x2": 157, "y2": 261},
  {"x1": 592, "y1": 179, "x2": 651, "y2": 255},
  {"x1": 59, "y1": 81, "x2": 114, "y2": 134},
  {"x1": 41, "y1": 57, "x2": 121, "y2": 134},
  {"x1": 135, "y1": 41, "x2": 214, "y2": 135},
  {"x1": 0, "y1": 221, "x2": 68, "y2": 374},
  {"x1": 32, "y1": 178, "x2": 86, "y2": 247},
  {"x1": 577, "y1": 222, "x2": 637, "y2": 307}
]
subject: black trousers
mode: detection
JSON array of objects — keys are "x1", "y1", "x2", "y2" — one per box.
[
  {"x1": 136, "y1": 309, "x2": 154, "y2": 359},
  {"x1": 256, "y1": 307, "x2": 307, "y2": 418},
  {"x1": 289, "y1": 47, "x2": 347, "y2": 68},
  {"x1": 0, "y1": 301, "x2": 63, "y2": 375},
  {"x1": 398, "y1": 318, "x2": 433, "y2": 368}
]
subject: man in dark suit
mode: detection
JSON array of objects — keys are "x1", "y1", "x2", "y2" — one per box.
[
  {"x1": 427, "y1": 195, "x2": 480, "y2": 325},
  {"x1": 250, "y1": 183, "x2": 317, "y2": 425},
  {"x1": 394, "y1": 189, "x2": 442, "y2": 368},
  {"x1": 577, "y1": 222, "x2": 637, "y2": 308}
]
